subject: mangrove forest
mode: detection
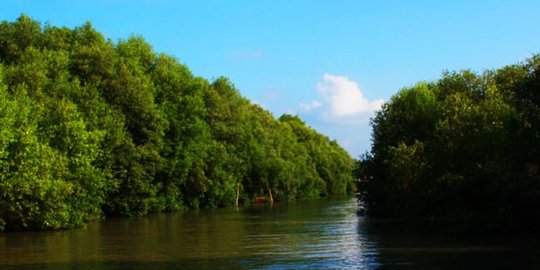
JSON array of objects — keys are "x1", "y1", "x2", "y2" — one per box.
[
  {"x1": 357, "y1": 54, "x2": 540, "y2": 231},
  {"x1": 0, "y1": 15, "x2": 355, "y2": 231}
]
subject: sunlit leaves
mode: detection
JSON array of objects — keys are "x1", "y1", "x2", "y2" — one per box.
[{"x1": 0, "y1": 15, "x2": 355, "y2": 231}]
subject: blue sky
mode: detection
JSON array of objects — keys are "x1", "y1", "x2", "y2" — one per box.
[{"x1": 3, "y1": 1, "x2": 540, "y2": 157}]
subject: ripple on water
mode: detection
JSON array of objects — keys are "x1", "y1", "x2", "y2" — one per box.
[{"x1": 3, "y1": 197, "x2": 539, "y2": 269}]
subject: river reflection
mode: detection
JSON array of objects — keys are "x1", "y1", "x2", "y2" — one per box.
[{"x1": 1, "y1": 197, "x2": 540, "y2": 269}]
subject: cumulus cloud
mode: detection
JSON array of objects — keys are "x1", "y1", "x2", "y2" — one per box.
[
  {"x1": 299, "y1": 73, "x2": 384, "y2": 124},
  {"x1": 317, "y1": 73, "x2": 384, "y2": 117}
]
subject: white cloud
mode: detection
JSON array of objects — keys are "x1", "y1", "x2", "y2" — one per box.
[
  {"x1": 298, "y1": 73, "x2": 384, "y2": 125},
  {"x1": 299, "y1": 100, "x2": 322, "y2": 112},
  {"x1": 317, "y1": 73, "x2": 384, "y2": 117}
]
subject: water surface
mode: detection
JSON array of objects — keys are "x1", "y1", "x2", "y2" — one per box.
[{"x1": 1, "y1": 197, "x2": 539, "y2": 269}]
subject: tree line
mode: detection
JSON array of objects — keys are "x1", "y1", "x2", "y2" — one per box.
[
  {"x1": 0, "y1": 15, "x2": 355, "y2": 231},
  {"x1": 357, "y1": 54, "x2": 540, "y2": 231}
]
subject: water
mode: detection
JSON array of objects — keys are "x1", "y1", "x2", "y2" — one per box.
[{"x1": 1, "y1": 197, "x2": 539, "y2": 269}]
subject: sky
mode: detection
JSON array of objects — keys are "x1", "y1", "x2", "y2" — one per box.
[{"x1": 2, "y1": 0, "x2": 540, "y2": 157}]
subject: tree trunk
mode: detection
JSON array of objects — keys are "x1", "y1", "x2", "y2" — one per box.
[
  {"x1": 235, "y1": 182, "x2": 240, "y2": 207},
  {"x1": 268, "y1": 187, "x2": 274, "y2": 205}
]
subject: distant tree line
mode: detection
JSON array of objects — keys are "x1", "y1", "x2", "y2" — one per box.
[
  {"x1": 358, "y1": 55, "x2": 540, "y2": 232},
  {"x1": 0, "y1": 15, "x2": 355, "y2": 231}
]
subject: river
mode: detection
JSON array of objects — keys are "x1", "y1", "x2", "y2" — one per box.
[{"x1": 1, "y1": 197, "x2": 539, "y2": 269}]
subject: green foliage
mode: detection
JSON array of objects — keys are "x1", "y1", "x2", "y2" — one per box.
[
  {"x1": 359, "y1": 56, "x2": 540, "y2": 232},
  {"x1": 0, "y1": 15, "x2": 355, "y2": 231}
]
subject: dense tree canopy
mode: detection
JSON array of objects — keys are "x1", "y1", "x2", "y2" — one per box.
[
  {"x1": 358, "y1": 55, "x2": 540, "y2": 232},
  {"x1": 0, "y1": 15, "x2": 355, "y2": 231}
]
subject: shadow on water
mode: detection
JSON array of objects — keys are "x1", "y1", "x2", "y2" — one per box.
[
  {"x1": 358, "y1": 217, "x2": 540, "y2": 270},
  {"x1": 2, "y1": 197, "x2": 540, "y2": 269}
]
